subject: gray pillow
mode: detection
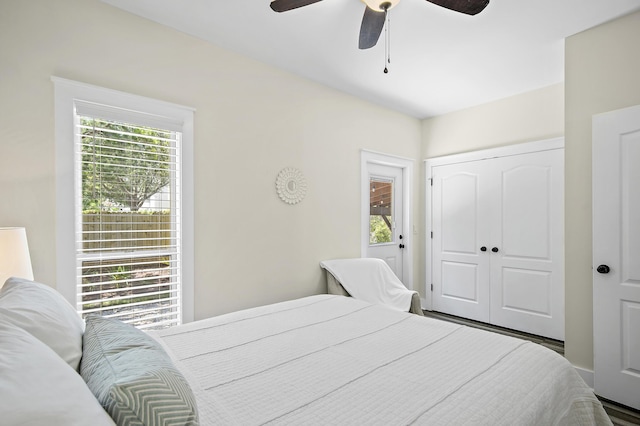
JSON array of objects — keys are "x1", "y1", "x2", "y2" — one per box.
[{"x1": 81, "y1": 315, "x2": 199, "y2": 426}]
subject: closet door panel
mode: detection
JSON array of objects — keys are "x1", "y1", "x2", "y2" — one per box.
[
  {"x1": 432, "y1": 162, "x2": 491, "y2": 323},
  {"x1": 441, "y1": 172, "x2": 478, "y2": 253},
  {"x1": 490, "y1": 150, "x2": 564, "y2": 340},
  {"x1": 441, "y1": 261, "x2": 479, "y2": 302},
  {"x1": 501, "y1": 268, "x2": 552, "y2": 316},
  {"x1": 501, "y1": 164, "x2": 552, "y2": 260}
]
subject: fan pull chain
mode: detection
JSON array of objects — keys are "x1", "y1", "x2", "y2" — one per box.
[{"x1": 384, "y1": 10, "x2": 390, "y2": 74}]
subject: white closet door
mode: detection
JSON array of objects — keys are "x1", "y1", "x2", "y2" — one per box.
[
  {"x1": 489, "y1": 150, "x2": 564, "y2": 340},
  {"x1": 429, "y1": 143, "x2": 564, "y2": 340},
  {"x1": 432, "y1": 160, "x2": 492, "y2": 323}
]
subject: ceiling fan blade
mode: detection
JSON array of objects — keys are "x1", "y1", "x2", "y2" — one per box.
[
  {"x1": 359, "y1": 7, "x2": 386, "y2": 50},
  {"x1": 426, "y1": 0, "x2": 490, "y2": 15},
  {"x1": 270, "y1": 0, "x2": 323, "y2": 12}
]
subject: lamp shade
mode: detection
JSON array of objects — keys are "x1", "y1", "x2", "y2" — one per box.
[{"x1": 0, "y1": 227, "x2": 34, "y2": 287}]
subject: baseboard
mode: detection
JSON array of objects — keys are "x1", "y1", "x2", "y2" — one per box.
[{"x1": 575, "y1": 366, "x2": 594, "y2": 388}]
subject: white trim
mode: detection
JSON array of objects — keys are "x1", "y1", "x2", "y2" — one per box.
[
  {"x1": 423, "y1": 137, "x2": 565, "y2": 310},
  {"x1": 424, "y1": 137, "x2": 564, "y2": 167},
  {"x1": 51, "y1": 76, "x2": 195, "y2": 114},
  {"x1": 52, "y1": 77, "x2": 195, "y2": 324},
  {"x1": 424, "y1": 166, "x2": 434, "y2": 310},
  {"x1": 361, "y1": 149, "x2": 415, "y2": 164},
  {"x1": 360, "y1": 150, "x2": 414, "y2": 290}
]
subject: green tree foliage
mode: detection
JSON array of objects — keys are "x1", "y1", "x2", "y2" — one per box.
[
  {"x1": 81, "y1": 117, "x2": 171, "y2": 211},
  {"x1": 369, "y1": 215, "x2": 392, "y2": 244}
]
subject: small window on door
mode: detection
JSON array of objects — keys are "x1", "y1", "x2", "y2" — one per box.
[{"x1": 369, "y1": 178, "x2": 393, "y2": 244}]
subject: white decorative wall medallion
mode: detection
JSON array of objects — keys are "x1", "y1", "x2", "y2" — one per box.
[{"x1": 276, "y1": 167, "x2": 307, "y2": 205}]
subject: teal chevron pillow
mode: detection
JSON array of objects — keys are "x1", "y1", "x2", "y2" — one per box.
[{"x1": 81, "y1": 316, "x2": 199, "y2": 426}]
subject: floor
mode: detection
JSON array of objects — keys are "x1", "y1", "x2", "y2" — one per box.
[{"x1": 422, "y1": 311, "x2": 640, "y2": 426}]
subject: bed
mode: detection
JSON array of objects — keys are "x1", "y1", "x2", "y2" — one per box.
[
  {"x1": 0, "y1": 278, "x2": 612, "y2": 426},
  {"x1": 150, "y1": 294, "x2": 610, "y2": 425}
]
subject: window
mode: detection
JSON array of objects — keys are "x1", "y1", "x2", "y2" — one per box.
[
  {"x1": 78, "y1": 115, "x2": 181, "y2": 328},
  {"x1": 369, "y1": 177, "x2": 394, "y2": 244},
  {"x1": 53, "y1": 78, "x2": 194, "y2": 329}
]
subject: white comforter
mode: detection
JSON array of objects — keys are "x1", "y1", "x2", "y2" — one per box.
[{"x1": 150, "y1": 295, "x2": 611, "y2": 425}]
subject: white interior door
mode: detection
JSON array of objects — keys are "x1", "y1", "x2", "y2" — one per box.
[
  {"x1": 489, "y1": 150, "x2": 564, "y2": 340},
  {"x1": 366, "y1": 163, "x2": 404, "y2": 281},
  {"x1": 593, "y1": 104, "x2": 640, "y2": 410},
  {"x1": 431, "y1": 160, "x2": 491, "y2": 323}
]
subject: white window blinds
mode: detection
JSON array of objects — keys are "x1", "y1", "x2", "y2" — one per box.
[{"x1": 75, "y1": 112, "x2": 183, "y2": 330}]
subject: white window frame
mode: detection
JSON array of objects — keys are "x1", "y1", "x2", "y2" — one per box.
[{"x1": 52, "y1": 77, "x2": 195, "y2": 324}]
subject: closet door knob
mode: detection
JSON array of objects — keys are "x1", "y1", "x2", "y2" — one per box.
[
  {"x1": 480, "y1": 246, "x2": 487, "y2": 252},
  {"x1": 596, "y1": 264, "x2": 610, "y2": 274},
  {"x1": 491, "y1": 247, "x2": 499, "y2": 253}
]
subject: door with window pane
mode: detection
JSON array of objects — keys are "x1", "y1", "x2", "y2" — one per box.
[
  {"x1": 77, "y1": 114, "x2": 182, "y2": 330},
  {"x1": 366, "y1": 164, "x2": 404, "y2": 281}
]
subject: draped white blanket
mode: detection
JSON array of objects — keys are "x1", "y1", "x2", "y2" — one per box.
[
  {"x1": 150, "y1": 295, "x2": 611, "y2": 426},
  {"x1": 320, "y1": 258, "x2": 416, "y2": 312}
]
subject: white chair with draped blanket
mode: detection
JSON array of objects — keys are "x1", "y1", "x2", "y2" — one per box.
[{"x1": 320, "y1": 258, "x2": 424, "y2": 316}]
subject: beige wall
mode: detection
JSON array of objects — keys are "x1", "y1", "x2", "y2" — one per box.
[
  {"x1": 421, "y1": 83, "x2": 564, "y2": 159},
  {"x1": 0, "y1": 0, "x2": 421, "y2": 319},
  {"x1": 564, "y1": 10, "x2": 640, "y2": 371}
]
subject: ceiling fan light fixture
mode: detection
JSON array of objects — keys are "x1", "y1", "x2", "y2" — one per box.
[{"x1": 361, "y1": 0, "x2": 400, "y2": 12}]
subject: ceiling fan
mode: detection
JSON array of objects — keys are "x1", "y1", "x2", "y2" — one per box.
[{"x1": 269, "y1": 0, "x2": 490, "y2": 50}]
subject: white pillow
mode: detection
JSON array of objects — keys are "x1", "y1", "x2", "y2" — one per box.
[
  {"x1": 0, "y1": 277, "x2": 84, "y2": 371},
  {"x1": 0, "y1": 320, "x2": 115, "y2": 426}
]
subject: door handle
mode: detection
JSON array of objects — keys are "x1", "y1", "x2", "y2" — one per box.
[
  {"x1": 399, "y1": 244, "x2": 405, "y2": 249},
  {"x1": 480, "y1": 246, "x2": 487, "y2": 252},
  {"x1": 596, "y1": 264, "x2": 610, "y2": 274},
  {"x1": 492, "y1": 247, "x2": 499, "y2": 253}
]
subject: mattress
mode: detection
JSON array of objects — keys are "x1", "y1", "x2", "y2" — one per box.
[{"x1": 150, "y1": 295, "x2": 611, "y2": 425}]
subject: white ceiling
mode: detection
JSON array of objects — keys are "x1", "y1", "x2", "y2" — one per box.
[{"x1": 101, "y1": 0, "x2": 640, "y2": 119}]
